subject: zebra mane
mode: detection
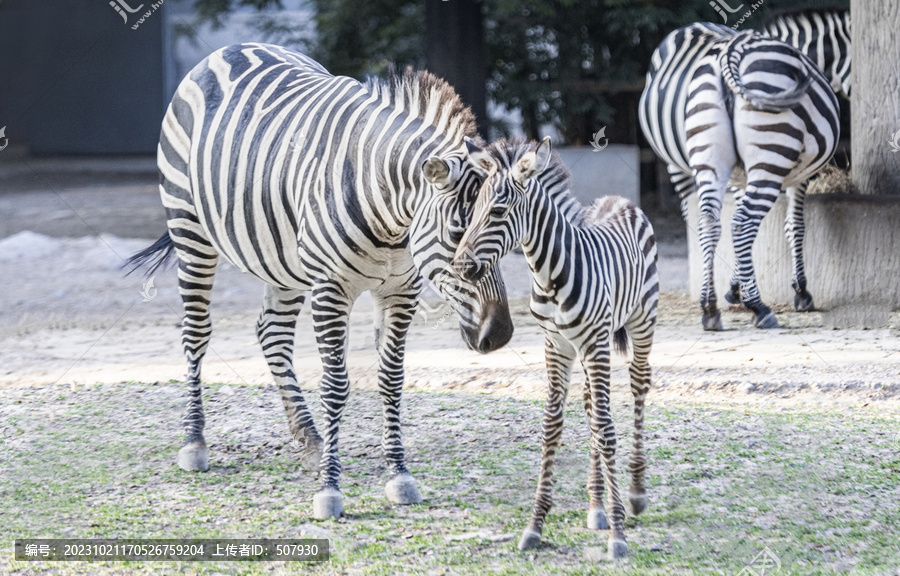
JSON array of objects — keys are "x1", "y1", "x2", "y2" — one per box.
[
  {"x1": 486, "y1": 139, "x2": 586, "y2": 228},
  {"x1": 366, "y1": 65, "x2": 478, "y2": 144}
]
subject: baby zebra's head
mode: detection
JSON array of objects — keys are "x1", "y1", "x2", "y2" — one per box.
[{"x1": 453, "y1": 137, "x2": 552, "y2": 283}]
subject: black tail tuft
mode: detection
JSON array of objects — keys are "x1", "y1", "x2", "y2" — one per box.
[
  {"x1": 123, "y1": 232, "x2": 176, "y2": 277},
  {"x1": 613, "y1": 328, "x2": 629, "y2": 357}
]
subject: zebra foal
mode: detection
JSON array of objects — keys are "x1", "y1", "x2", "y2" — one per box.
[{"x1": 454, "y1": 138, "x2": 659, "y2": 560}]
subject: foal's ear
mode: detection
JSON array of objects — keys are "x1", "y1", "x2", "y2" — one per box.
[
  {"x1": 511, "y1": 137, "x2": 552, "y2": 185},
  {"x1": 464, "y1": 137, "x2": 497, "y2": 175},
  {"x1": 423, "y1": 157, "x2": 452, "y2": 185}
]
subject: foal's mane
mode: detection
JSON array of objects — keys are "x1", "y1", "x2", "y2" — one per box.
[
  {"x1": 366, "y1": 66, "x2": 478, "y2": 145},
  {"x1": 486, "y1": 139, "x2": 586, "y2": 228}
]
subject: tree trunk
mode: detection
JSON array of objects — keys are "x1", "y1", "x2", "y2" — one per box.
[
  {"x1": 425, "y1": 0, "x2": 487, "y2": 135},
  {"x1": 850, "y1": 0, "x2": 900, "y2": 195}
]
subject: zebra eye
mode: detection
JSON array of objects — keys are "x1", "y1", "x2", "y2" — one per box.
[{"x1": 490, "y1": 205, "x2": 507, "y2": 218}]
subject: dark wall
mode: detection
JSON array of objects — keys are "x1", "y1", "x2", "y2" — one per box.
[{"x1": 0, "y1": 0, "x2": 166, "y2": 155}]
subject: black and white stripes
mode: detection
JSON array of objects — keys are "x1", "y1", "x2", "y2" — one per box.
[
  {"x1": 454, "y1": 139, "x2": 658, "y2": 560},
  {"x1": 639, "y1": 24, "x2": 839, "y2": 330},
  {"x1": 129, "y1": 43, "x2": 515, "y2": 520},
  {"x1": 763, "y1": 8, "x2": 851, "y2": 98}
]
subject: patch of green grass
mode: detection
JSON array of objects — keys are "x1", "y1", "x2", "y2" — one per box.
[{"x1": 1, "y1": 385, "x2": 899, "y2": 575}]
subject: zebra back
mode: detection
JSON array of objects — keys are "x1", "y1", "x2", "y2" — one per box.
[{"x1": 763, "y1": 8, "x2": 851, "y2": 98}]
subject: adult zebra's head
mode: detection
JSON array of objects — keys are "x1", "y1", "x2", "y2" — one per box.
[
  {"x1": 409, "y1": 138, "x2": 514, "y2": 354},
  {"x1": 453, "y1": 137, "x2": 554, "y2": 283}
]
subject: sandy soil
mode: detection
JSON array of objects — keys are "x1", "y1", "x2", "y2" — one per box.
[{"x1": 0, "y1": 230, "x2": 897, "y2": 407}]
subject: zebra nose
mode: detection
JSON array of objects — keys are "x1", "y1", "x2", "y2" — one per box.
[{"x1": 475, "y1": 300, "x2": 514, "y2": 353}]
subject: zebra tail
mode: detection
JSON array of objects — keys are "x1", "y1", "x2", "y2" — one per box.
[
  {"x1": 720, "y1": 34, "x2": 812, "y2": 111},
  {"x1": 613, "y1": 327, "x2": 629, "y2": 357},
  {"x1": 123, "y1": 232, "x2": 176, "y2": 277}
]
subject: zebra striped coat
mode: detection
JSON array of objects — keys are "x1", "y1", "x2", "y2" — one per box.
[
  {"x1": 639, "y1": 24, "x2": 839, "y2": 330},
  {"x1": 763, "y1": 8, "x2": 851, "y2": 98},
  {"x1": 454, "y1": 138, "x2": 658, "y2": 560},
  {"x1": 128, "y1": 43, "x2": 513, "y2": 519}
]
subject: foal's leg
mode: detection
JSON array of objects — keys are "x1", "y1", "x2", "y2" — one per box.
[
  {"x1": 584, "y1": 340, "x2": 628, "y2": 560},
  {"x1": 518, "y1": 335, "x2": 576, "y2": 551},
  {"x1": 624, "y1": 316, "x2": 656, "y2": 516},
  {"x1": 256, "y1": 285, "x2": 323, "y2": 471}
]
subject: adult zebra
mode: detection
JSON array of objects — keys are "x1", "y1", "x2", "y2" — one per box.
[
  {"x1": 763, "y1": 8, "x2": 851, "y2": 99},
  {"x1": 639, "y1": 24, "x2": 839, "y2": 330},
  {"x1": 453, "y1": 138, "x2": 659, "y2": 560},
  {"x1": 126, "y1": 43, "x2": 513, "y2": 519}
]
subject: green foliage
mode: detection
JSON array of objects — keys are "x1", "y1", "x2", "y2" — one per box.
[{"x1": 182, "y1": 0, "x2": 850, "y2": 143}]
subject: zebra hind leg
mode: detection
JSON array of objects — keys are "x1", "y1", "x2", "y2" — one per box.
[
  {"x1": 785, "y1": 184, "x2": 814, "y2": 311},
  {"x1": 372, "y1": 288, "x2": 423, "y2": 505},
  {"x1": 584, "y1": 341, "x2": 627, "y2": 560},
  {"x1": 731, "y1": 185, "x2": 781, "y2": 328},
  {"x1": 175, "y1": 250, "x2": 219, "y2": 472},
  {"x1": 256, "y1": 285, "x2": 323, "y2": 472},
  {"x1": 624, "y1": 323, "x2": 654, "y2": 516},
  {"x1": 519, "y1": 336, "x2": 576, "y2": 551}
]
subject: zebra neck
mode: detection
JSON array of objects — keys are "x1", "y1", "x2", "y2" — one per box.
[{"x1": 521, "y1": 185, "x2": 579, "y2": 293}]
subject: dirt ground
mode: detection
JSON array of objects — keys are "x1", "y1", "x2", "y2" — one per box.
[{"x1": 1, "y1": 164, "x2": 899, "y2": 574}]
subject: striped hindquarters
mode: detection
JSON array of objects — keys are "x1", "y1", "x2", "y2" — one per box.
[{"x1": 762, "y1": 8, "x2": 851, "y2": 97}]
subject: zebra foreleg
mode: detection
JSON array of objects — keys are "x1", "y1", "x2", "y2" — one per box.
[
  {"x1": 310, "y1": 281, "x2": 356, "y2": 519},
  {"x1": 785, "y1": 184, "x2": 814, "y2": 311},
  {"x1": 731, "y1": 185, "x2": 780, "y2": 328},
  {"x1": 256, "y1": 285, "x2": 323, "y2": 472},
  {"x1": 519, "y1": 335, "x2": 576, "y2": 551},
  {"x1": 175, "y1": 255, "x2": 219, "y2": 472},
  {"x1": 584, "y1": 341, "x2": 627, "y2": 560},
  {"x1": 372, "y1": 288, "x2": 423, "y2": 505}
]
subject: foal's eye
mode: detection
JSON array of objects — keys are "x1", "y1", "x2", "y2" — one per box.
[
  {"x1": 490, "y1": 205, "x2": 507, "y2": 218},
  {"x1": 448, "y1": 227, "x2": 465, "y2": 243}
]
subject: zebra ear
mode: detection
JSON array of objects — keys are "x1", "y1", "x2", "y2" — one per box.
[
  {"x1": 512, "y1": 137, "x2": 552, "y2": 185},
  {"x1": 423, "y1": 157, "x2": 451, "y2": 185},
  {"x1": 464, "y1": 137, "x2": 496, "y2": 174}
]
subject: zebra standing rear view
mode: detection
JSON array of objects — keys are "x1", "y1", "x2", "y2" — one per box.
[
  {"x1": 639, "y1": 24, "x2": 839, "y2": 330},
  {"x1": 126, "y1": 43, "x2": 514, "y2": 520},
  {"x1": 454, "y1": 138, "x2": 659, "y2": 560}
]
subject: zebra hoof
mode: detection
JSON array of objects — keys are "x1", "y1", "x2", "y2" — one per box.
[
  {"x1": 701, "y1": 310, "x2": 723, "y2": 331},
  {"x1": 754, "y1": 310, "x2": 779, "y2": 329},
  {"x1": 518, "y1": 527, "x2": 542, "y2": 551},
  {"x1": 587, "y1": 507, "x2": 609, "y2": 530},
  {"x1": 312, "y1": 487, "x2": 343, "y2": 519},
  {"x1": 627, "y1": 491, "x2": 649, "y2": 516},
  {"x1": 794, "y1": 291, "x2": 814, "y2": 312},
  {"x1": 297, "y1": 437, "x2": 324, "y2": 473},
  {"x1": 385, "y1": 473, "x2": 422, "y2": 505},
  {"x1": 723, "y1": 288, "x2": 742, "y2": 306},
  {"x1": 176, "y1": 441, "x2": 209, "y2": 472},
  {"x1": 607, "y1": 538, "x2": 628, "y2": 560}
]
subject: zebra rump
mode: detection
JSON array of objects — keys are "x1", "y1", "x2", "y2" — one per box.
[{"x1": 719, "y1": 32, "x2": 812, "y2": 111}]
